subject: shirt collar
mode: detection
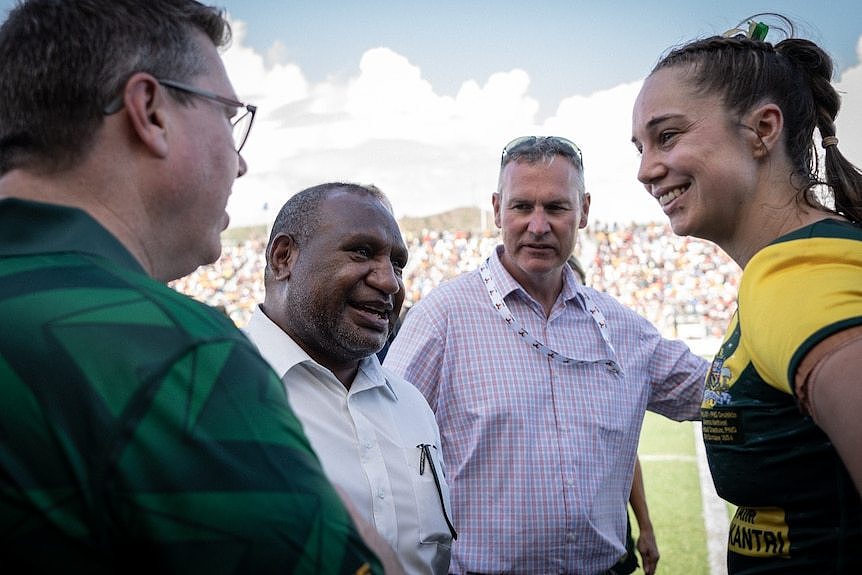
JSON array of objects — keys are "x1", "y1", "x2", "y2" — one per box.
[
  {"x1": 245, "y1": 305, "x2": 310, "y2": 378},
  {"x1": 245, "y1": 305, "x2": 397, "y2": 399},
  {"x1": 0, "y1": 198, "x2": 145, "y2": 274},
  {"x1": 489, "y1": 244, "x2": 586, "y2": 310}
]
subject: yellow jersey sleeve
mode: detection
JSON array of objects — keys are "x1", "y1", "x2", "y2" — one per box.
[{"x1": 739, "y1": 231, "x2": 862, "y2": 395}]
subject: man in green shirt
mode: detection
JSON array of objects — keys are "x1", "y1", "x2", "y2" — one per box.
[{"x1": 0, "y1": 1, "x2": 388, "y2": 573}]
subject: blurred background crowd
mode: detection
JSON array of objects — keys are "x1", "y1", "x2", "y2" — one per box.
[{"x1": 170, "y1": 220, "x2": 740, "y2": 351}]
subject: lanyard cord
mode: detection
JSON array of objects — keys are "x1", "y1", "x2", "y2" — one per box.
[{"x1": 479, "y1": 258, "x2": 620, "y2": 371}]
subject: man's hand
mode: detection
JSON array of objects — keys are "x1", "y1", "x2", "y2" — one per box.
[{"x1": 636, "y1": 527, "x2": 660, "y2": 575}]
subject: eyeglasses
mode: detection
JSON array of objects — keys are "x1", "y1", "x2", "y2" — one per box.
[
  {"x1": 501, "y1": 136, "x2": 583, "y2": 168},
  {"x1": 158, "y1": 79, "x2": 256, "y2": 154},
  {"x1": 103, "y1": 78, "x2": 257, "y2": 154}
]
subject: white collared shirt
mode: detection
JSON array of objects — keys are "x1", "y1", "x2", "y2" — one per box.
[{"x1": 245, "y1": 306, "x2": 453, "y2": 575}]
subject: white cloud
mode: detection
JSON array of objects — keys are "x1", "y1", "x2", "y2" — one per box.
[
  {"x1": 223, "y1": 21, "x2": 862, "y2": 230},
  {"x1": 222, "y1": 20, "x2": 308, "y2": 105},
  {"x1": 834, "y1": 36, "x2": 862, "y2": 161},
  {"x1": 345, "y1": 48, "x2": 455, "y2": 140}
]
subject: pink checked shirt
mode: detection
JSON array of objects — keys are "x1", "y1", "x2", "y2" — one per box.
[{"x1": 384, "y1": 246, "x2": 707, "y2": 575}]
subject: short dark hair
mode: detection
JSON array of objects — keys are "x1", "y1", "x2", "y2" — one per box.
[
  {"x1": 267, "y1": 182, "x2": 392, "y2": 250},
  {"x1": 0, "y1": 0, "x2": 231, "y2": 174}
]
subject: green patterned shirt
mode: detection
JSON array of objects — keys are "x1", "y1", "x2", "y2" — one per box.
[{"x1": 0, "y1": 198, "x2": 381, "y2": 574}]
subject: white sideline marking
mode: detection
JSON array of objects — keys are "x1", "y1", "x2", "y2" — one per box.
[
  {"x1": 639, "y1": 454, "x2": 697, "y2": 462},
  {"x1": 693, "y1": 422, "x2": 730, "y2": 575}
]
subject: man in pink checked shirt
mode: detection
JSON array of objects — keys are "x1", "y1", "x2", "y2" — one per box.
[{"x1": 384, "y1": 136, "x2": 708, "y2": 575}]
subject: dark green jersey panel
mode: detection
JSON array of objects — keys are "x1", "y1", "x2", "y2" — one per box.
[{"x1": 0, "y1": 198, "x2": 381, "y2": 574}]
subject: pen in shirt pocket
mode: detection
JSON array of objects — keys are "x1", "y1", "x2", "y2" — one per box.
[
  {"x1": 417, "y1": 442, "x2": 430, "y2": 475},
  {"x1": 416, "y1": 443, "x2": 458, "y2": 539}
]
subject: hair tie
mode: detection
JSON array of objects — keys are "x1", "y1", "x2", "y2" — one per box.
[
  {"x1": 723, "y1": 20, "x2": 769, "y2": 41},
  {"x1": 822, "y1": 136, "x2": 839, "y2": 149}
]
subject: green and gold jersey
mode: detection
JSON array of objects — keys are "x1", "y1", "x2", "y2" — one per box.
[
  {"x1": 0, "y1": 198, "x2": 381, "y2": 574},
  {"x1": 702, "y1": 219, "x2": 862, "y2": 574}
]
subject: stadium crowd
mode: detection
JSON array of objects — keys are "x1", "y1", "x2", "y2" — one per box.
[
  {"x1": 170, "y1": 221, "x2": 741, "y2": 341},
  {"x1": 169, "y1": 237, "x2": 267, "y2": 327}
]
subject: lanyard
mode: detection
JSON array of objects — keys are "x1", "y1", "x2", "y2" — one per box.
[{"x1": 479, "y1": 258, "x2": 620, "y2": 371}]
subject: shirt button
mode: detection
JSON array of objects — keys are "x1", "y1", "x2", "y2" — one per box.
[
  {"x1": 377, "y1": 488, "x2": 385, "y2": 499},
  {"x1": 364, "y1": 441, "x2": 373, "y2": 450},
  {"x1": 566, "y1": 531, "x2": 576, "y2": 541}
]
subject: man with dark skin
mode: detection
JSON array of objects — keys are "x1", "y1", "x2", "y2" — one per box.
[{"x1": 246, "y1": 183, "x2": 454, "y2": 575}]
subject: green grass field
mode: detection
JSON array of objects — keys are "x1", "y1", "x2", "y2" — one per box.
[{"x1": 631, "y1": 412, "x2": 714, "y2": 574}]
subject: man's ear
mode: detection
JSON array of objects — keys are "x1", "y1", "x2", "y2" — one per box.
[
  {"x1": 745, "y1": 102, "x2": 784, "y2": 159},
  {"x1": 492, "y1": 192, "x2": 503, "y2": 229},
  {"x1": 268, "y1": 233, "x2": 297, "y2": 281},
  {"x1": 579, "y1": 192, "x2": 591, "y2": 229},
  {"x1": 122, "y1": 72, "x2": 170, "y2": 158}
]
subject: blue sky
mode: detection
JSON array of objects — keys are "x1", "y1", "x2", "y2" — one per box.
[
  {"x1": 2, "y1": 1, "x2": 861, "y2": 225},
  {"x1": 221, "y1": 0, "x2": 861, "y2": 116}
]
